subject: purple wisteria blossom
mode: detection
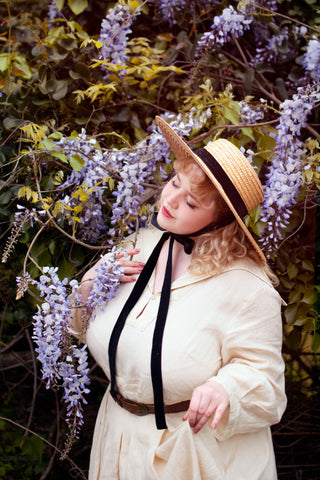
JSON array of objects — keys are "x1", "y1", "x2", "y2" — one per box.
[
  {"x1": 47, "y1": 0, "x2": 62, "y2": 21},
  {"x1": 56, "y1": 130, "x2": 111, "y2": 242},
  {"x1": 251, "y1": 26, "x2": 290, "y2": 65},
  {"x1": 196, "y1": 5, "x2": 252, "y2": 53},
  {"x1": 99, "y1": 2, "x2": 141, "y2": 77},
  {"x1": 260, "y1": 84, "x2": 320, "y2": 257},
  {"x1": 239, "y1": 101, "x2": 265, "y2": 124},
  {"x1": 32, "y1": 267, "x2": 90, "y2": 446},
  {"x1": 303, "y1": 37, "x2": 320, "y2": 81},
  {"x1": 108, "y1": 107, "x2": 212, "y2": 239},
  {"x1": 1, "y1": 205, "x2": 46, "y2": 263},
  {"x1": 32, "y1": 268, "x2": 79, "y2": 387},
  {"x1": 31, "y1": 250, "x2": 124, "y2": 448},
  {"x1": 60, "y1": 344, "x2": 90, "y2": 443},
  {"x1": 86, "y1": 250, "x2": 124, "y2": 315}
]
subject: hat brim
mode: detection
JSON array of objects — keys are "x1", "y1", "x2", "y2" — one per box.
[{"x1": 156, "y1": 116, "x2": 266, "y2": 263}]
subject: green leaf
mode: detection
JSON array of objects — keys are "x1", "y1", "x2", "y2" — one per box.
[
  {"x1": 3, "y1": 117, "x2": 21, "y2": 130},
  {"x1": 48, "y1": 132, "x2": 64, "y2": 140},
  {"x1": 70, "y1": 154, "x2": 85, "y2": 171},
  {"x1": 301, "y1": 259, "x2": 314, "y2": 272},
  {"x1": 52, "y1": 79, "x2": 69, "y2": 101},
  {"x1": 68, "y1": 0, "x2": 88, "y2": 15},
  {"x1": 12, "y1": 54, "x2": 33, "y2": 79},
  {"x1": 38, "y1": 138, "x2": 56, "y2": 150},
  {"x1": 287, "y1": 262, "x2": 299, "y2": 279},
  {"x1": 241, "y1": 127, "x2": 255, "y2": 141},
  {"x1": 312, "y1": 331, "x2": 320, "y2": 352},
  {"x1": 0, "y1": 53, "x2": 9, "y2": 72},
  {"x1": 55, "y1": 0, "x2": 65, "y2": 9},
  {"x1": 284, "y1": 304, "x2": 298, "y2": 326},
  {"x1": 257, "y1": 135, "x2": 276, "y2": 158},
  {"x1": 223, "y1": 106, "x2": 239, "y2": 125},
  {"x1": 50, "y1": 151, "x2": 68, "y2": 163}
]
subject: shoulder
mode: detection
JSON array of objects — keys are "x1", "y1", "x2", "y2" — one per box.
[{"x1": 207, "y1": 258, "x2": 283, "y2": 306}]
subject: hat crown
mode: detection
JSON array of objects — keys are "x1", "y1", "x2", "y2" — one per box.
[{"x1": 204, "y1": 139, "x2": 263, "y2": 212}]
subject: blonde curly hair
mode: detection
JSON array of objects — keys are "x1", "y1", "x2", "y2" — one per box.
[{"x1": 173, "y1": 157, "x2": 278, "y2": 285}]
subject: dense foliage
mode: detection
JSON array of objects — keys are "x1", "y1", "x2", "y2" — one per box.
[{"x1": 0, "y1": 0, "x2": 319, "y2": 477}]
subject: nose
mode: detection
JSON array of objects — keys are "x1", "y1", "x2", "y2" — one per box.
[{"x1": 167, "y1": 190, "x2": 179, "y2": 209}]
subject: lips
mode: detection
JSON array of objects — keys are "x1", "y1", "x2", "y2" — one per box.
[{"x1": 161, "y1": 205, "x2": 174, "y2": 218}]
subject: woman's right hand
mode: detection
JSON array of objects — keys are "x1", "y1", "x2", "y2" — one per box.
[{"x1": 117, "y1": 248, "x2": 145, "y2": 282}]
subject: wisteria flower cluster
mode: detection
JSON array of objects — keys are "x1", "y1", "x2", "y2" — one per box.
[
  {"x1": 196, "y1": 5, "x2": 252, "y2": 53},
  {"x1": 56, "y1": 130, "x2": 111, "y2": 242},
  {"x1": 1, "y1": 205, "x2": 46, "y2": 263},
  {"x1": 30, "y1": 251, "x2": 124, "y2": 451},
  {"x1": 251, "y1": 26, "x2": 290, "y2": 66},
  {"x1": 47, "y1": 0, "x2": 62, "y2": 21},
  {"x1": 239, "y1": 100, "x2": 265, "y2": 124},
  {"x1": 107, "y1": 107, "x2": 212, "y2": 240},
  {"x1": 303, "y1": 37, "x2": 320, "y2": 81},
  {"x1": 99, "y1": 2, "x2": 141, "y2": 78},
  {"x1": 260, "y1": 84, "x2": 320, "y2": 257},
  {"x1": 86, "y1": 251, "x2": 124, "y2": 314}
]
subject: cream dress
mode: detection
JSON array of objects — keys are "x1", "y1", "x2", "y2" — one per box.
[{"x1": 77, "y1": 227, "x2": 286, "y2": 480}]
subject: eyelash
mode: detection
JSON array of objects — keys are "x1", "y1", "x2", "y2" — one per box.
[{"x1": 172, "y1": 179, "x2": 196, "y2": 209}]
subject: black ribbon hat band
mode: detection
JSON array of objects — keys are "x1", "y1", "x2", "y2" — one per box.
[{"x1": 196, "y1": 148, "x2": 248, "y2": 218}]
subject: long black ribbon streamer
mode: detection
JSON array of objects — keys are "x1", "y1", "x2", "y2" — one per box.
[{"x1": 108, "y1": 227, "x2": 193, "y2": 429}]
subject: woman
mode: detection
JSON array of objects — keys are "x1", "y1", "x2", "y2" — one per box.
[{"x1": 73, "y1": 116, "x2": 287, "y2": 479}]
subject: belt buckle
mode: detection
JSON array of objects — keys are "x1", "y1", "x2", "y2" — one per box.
[{"x1": 126, "y1": 398, "x2": 149, "y2": 416}]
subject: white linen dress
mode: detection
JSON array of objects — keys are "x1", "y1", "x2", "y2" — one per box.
[{"x1": 79, "y1": 227, "x2": 286, "y2": 480}]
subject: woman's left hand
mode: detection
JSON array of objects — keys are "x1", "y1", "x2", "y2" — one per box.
[{"x1": 183, "y1": 380, "x2": 230, "y2": 434}]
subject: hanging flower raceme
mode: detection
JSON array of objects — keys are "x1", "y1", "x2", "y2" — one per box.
[
  {"x1": 260, "y1": 84, "x2": 320, "y2": 257},
  {"x1": 303, "y1": 37, "x2": 320, "y2": 81},
  {"x1": 99, "y1": 2, "x2": 141, "y2": 78},
  {"x1": 30, "y1": 253, "x2": 124, "y2": 452},
  {"x1": 56, "y1": 130, "x2": 112, "y2": 243},
  {"x1": 108, "y1": 107, "x2": 212, "y2": 240},
  {"x1": 196, "y1": 5, "x2": 252, "y2": 54},
  {"x1": 239, "y1": 100, "x2": 266, "y2": 124}
]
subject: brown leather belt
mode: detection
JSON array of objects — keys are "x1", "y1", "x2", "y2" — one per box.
[{"x1": 111, "y1": 390, "x2": 190, "y2": 417}]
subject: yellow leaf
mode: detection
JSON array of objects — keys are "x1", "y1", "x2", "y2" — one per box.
[
  {"x1": 31, "y1": 192, "x2": 39, "y2": 203},
  {"x1": 129, "y1": 1, "x2": 140, "y2": 8},
  {"x1": 17, "y1": 187, "x2": 26, "y2": 199}
]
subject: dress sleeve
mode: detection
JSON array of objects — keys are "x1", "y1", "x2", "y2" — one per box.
[{"x1": 207, "y1": 284, "x2": 287, "y2": 441}]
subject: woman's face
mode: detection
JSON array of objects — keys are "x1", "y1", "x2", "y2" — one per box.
[{"x1": 157, "y1": 171, "x2": 219, "y2": 235}]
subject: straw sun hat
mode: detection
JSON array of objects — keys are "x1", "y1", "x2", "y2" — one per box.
[{"x1": 156, "y1": 116, "x2": 266, "y2": 263}]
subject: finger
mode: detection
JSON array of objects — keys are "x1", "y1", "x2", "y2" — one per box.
[
  {"x1": 210, "y1": 403, "x2": 228, "y2": 430},
  {"x1": 121, "y1": 265, "x2": 144, "y2": 275},
  {"x1": 120, "y1": 259, "x2": 145, "y2": 268},
  {"x1": 119, "y1": 275, "x2": 137, "y2": 283},
  {"x1": 193, "y1": 412, "x2": 212, "y2": 434},
  {"x1": 117, "y1": 248, "x2": 140, "y2": 259},
  {"x1": 185, "y1": 390, "x2": 202, "y2": 427}
]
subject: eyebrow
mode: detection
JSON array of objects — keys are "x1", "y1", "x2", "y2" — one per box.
[{"x1": 176, "y1": 172, "x2": 200, "y2": 204}]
